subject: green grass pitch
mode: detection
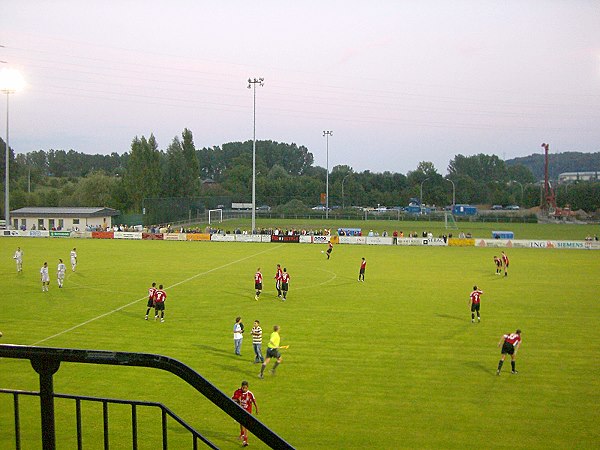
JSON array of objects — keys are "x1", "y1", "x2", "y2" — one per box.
[{"x1": 1, "y1": 236, "x2": 600, "y2": 449}]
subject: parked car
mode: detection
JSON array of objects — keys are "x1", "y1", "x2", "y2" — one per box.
[
  {"x1": 491, "y1": 205, "x2": 503, "y2": 210},
  {"x1": 311, "y1": 205, "x2": 326, "y2": 211},
  {"x1": 256, "y1": 205, "x2": 271, "y2": 211},
  {"x1": 505, "y1": 205, "x2": 520, "y2": 210}
]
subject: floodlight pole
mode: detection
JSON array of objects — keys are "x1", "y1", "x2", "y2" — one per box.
[
  {"x1": 510, "y1": 180, "x2": 524, "y2": 204},
  {"x1": 3, "y1": 91, "x2": 10, "y2": 229},
  {"x1": 446, "y1": 178, "x2": 456, "y2": 207},
  {"x1": 342, "y1": 173, "x2": 351, "y2": 209},
  {"x1": 248, "y1": 77, "x2": 264, "y2": 234},
  {"x1": 323, "y1": 131, "x2": 333, "y2": 219},
  {"x1": 420, "y1": 177, "x2": 430, "y2": 206}
]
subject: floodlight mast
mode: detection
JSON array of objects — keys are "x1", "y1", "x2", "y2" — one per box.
[
  {"x1": 323, "y1": 131, "x2": 333, "y2": 219},
  {"x1": 247, "y1": 77, "x2": 264, "y2": 233}
]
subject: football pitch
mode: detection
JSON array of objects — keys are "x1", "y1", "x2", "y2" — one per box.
[{"x1": 1, "y1": 237, "x2": 600, "y2": 449}]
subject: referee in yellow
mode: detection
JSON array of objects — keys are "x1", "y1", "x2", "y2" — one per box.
[{"x1": 258, "y1": 325, "x2": 284, "y2": 379}]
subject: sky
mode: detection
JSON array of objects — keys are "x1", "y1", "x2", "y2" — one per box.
[{"x1": 1, "y1": 0, "x2": 599, "y2": 175}]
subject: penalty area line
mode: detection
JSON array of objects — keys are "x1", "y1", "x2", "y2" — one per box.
[{"x1": 31, "y1": 244, "x2": 283, "y2": 346}]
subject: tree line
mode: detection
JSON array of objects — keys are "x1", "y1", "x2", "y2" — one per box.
[{"x1": 1, "y1": 131, "x2": 600, "y2": 220}]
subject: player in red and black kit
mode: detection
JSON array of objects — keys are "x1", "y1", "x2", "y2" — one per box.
[
  {"x1": 154, "y1": 284, "x2": 167, "y2": 322},
  {"x1": 232, "y1": 380, "x2": 258, "y2": 447},
  {"x1": 254, "y1": 268, "x2": 263, "y2": 301},
  {"x1": 468, "y1": 285, "x2": 483, "y2": 323},
  {"x1": 501, "y1": 251, "x2": 509, "y2": 277},
  {"x1": 358, "y1": 257, "x2": 366, "y2": 281},
  {"x1": 281, "y1": 268, "x2": 290, "y2": 301},
  {"x1": 145, "y1": 282, "x2": 157, "y2": 320},
  {"x1": 493, "y1": 256, "x2": 502, "y2": 275},
  {"x1": 496, "y1": 329, "x2": 522, "y2": 375},
  {"x1": 274, "y1": 264, "x2": 283, "y2": 298},
  {"x1": 326, "y1": 241, "x2": 333, "y2": 259}
]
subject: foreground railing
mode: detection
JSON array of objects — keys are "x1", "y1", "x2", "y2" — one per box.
[{"x1": 0, "y1": 344, "x2": 294, "y2": 450}]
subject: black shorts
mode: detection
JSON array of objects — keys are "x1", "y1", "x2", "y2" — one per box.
[
  {"x1": 281, "y1": 283, "x2": 289, "y2": 292},
  {"x1": 471, "y1": 303, "x2": 480, "y2": 312},
  {"x1": 266, "y1": 347, "x2": 281, "y2": 359},
  {"x1": 327, "y1": 248, "x2": 332, "y2": 254},
  {"x1": 501, "y1": 341, "x2": 515, "y2": 355},
  {"x1": 154, "y1": 302, "x2": 165, "y2": 311},
  {"x1": 147, "y1": 299, "x2": 155, "y2": 308},
  {"x1": 359, "y1": 268, "x2": 365, "y2": 274},
  {"x1": 255, "y1": 282, "x2": 262, "y2": 290}
]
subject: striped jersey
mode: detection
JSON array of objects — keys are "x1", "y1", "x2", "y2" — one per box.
[
  {"x1": 281, "y1": 272, "x2": 290, "y2": 284},
  {"x1": 251, "y1": 326, "x2": 263, "y2": 344},
  {"x1": 255, "y1": 272, "x2": 262, "y2": 284},
  {"x1": 148, "y1": 287, "x2": 157, "y2": 300}
]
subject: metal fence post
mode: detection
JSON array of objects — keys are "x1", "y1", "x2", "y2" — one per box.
[{"x1": 30, "y1": 357, "x2": 61, "y2": 450}]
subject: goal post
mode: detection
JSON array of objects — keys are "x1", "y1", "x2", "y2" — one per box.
[{"x1": 208, "y1": 209, "x2": 223, "y2": 225}]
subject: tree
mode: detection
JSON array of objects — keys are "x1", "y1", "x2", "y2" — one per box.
[{"x1": 123, "y1": 134, "x2": 162, "y2": 211}]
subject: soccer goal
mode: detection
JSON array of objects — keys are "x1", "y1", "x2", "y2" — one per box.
[
  {"x1": 208, "y1": 209, "x2": 223, "y2": 225},
  {"x1": 444, "y1": 212, "x2": 458, "y2": 229}
]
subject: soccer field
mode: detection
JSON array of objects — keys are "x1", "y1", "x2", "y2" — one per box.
[{"x1": 2, "y1": 237, "x2": 600, "y2": 449}]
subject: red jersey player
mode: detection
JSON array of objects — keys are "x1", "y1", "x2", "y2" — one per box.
[
  {"x1": 145, "y1": 282, "x2": 157, "y2": 320},
  {"x1": 496, "y1": 329, "x2": 522, "y2": 375},
  {"x1": 326, "y1": 240, "x2": 333, "y2": 259},
  {"x1": 501, "y1": 251, "x2": 509, "y2": 277},
  {"x1": 274, "y1": 264, "x2": 283, "y2": 298},
  {"x1": 468, "y1": 285, "x2": 483, "y2": 323},
  {"x1": 281, "y1": 268, "x2": 290, "y2": 301},
  {"x1": 358, "y1": 257, "x2": 366, "y2": 281},
  {"x1": 232, "y1": 381, "x2": 258, "y2": 447},
  {"x1": 254, "y1": 268, "x2": 263, "y2": 301},
  {"x1": 154, "y1": 285, "x2": 167, "y2": 322}
]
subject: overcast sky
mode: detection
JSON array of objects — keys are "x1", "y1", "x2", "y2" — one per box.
[{"x1": 1, "y1": 0, "x2": 599, "y2": 175}]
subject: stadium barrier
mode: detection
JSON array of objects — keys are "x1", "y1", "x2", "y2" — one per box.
[{"x1": 2, "y1": 231, "x2": 598, "y2": 250}]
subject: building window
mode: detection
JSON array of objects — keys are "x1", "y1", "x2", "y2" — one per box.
[
  {"x1": 58, "y1": 219, "x2": 64, "y2": 229},
  {"x1": 73, "y1": 219, "x2": 80, "y2": 225},
  {"x1": 49, "y1": 219, "x2": 55, "y2": 229},
  {"x1": 38, "y1": 219, "x2": 44, "y2": 229}
]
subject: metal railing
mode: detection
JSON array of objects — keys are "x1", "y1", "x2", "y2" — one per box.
[{"x1": 0, "y1": 344, "x2": 294, "y2": 450}]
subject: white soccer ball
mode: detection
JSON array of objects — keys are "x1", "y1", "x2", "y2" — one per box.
[{"x1": 321, "y1": 250, "x2": 324, "y2": 253}]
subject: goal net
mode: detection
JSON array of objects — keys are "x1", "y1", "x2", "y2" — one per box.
[
  {"x1": 444, "y1": 212, "x2": 458, "y2": 229},
  {"x1": 208, "y1": 209, "x2": 223, "y2": 225}
]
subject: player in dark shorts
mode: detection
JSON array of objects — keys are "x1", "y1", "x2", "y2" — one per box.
[
  {"x1": 145, "y1": 282, "x2": 157, "y2": 320},
  {"x1": 493, "y1": 256, "x2": 502, "y2": 275},
  {"x1": 281, "y1": 268, "x2": 290, "y2": 301},
  {"x1": 496, "y1": 329, "x2": 522, "y2": 375},
  {"x1": 326, "y1": 241, "x2": 333, "y2": 259}
]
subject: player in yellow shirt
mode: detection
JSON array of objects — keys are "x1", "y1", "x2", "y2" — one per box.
[{"x1": 258, "y1": 325, "x2": 284, "y2": 379}]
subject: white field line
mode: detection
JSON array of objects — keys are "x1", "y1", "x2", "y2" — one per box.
[{"x1": 31, "y1": 244, "x2": 282, "y2": 346}]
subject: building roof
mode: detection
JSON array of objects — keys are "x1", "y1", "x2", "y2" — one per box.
[{"x1": 10, "y1": 207, "x2": 120, "y2": 217}]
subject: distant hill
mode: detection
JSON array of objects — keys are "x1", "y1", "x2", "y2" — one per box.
[{"x1": 506, "y1": 151, "x2": 600, "y2": 180}]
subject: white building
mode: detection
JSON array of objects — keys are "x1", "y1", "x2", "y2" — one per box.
[
  {"x1": 558, "y1": 171, "x2": 600, "y2": 183},
  {"x1": 10, "y1": 207, "x2": 119, "y2": 231}
]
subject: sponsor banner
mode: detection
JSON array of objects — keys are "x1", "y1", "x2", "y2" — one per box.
[
  {"x1": 261, "y1": 235, "x2": 273, "y2": 243},
  {"x1": 164, "y1": 233, "x2": 187, "y2": 241},
  {"x1": 396, "y1": 238, "x2": 425, "y2": 246},
  {"x1": 270, "y1": 234, "x2": 300, "y2": 243},
  {"x1": 114, "y1": 231, "x2": 143, "y2": 240},
  {"x1": 1, "y1": 229, "x2": 21, "y2": 237},
  {"x1": 448, "y1": 238, "x2": 475, "y2": 247},
  {"x1": 50, "y1": 231, "x2": 71, "y2": 238},
  {"x1": 210, "y1": 234, "x2": 235, "y2": 242},
  {"x1": 299, "y1": 235, "x2": 313, "y2": 244},
  {"x1": 312, "y1": 235, "x2": 330, "y2": 244},
  {"x1": 426, "y1": 238, "x2": 448, "y2": 246},
  {"x1": 28, "y1": 230, "x2": 50, "y2": 238},
  {"x1": 366, "y1": 236, "x2": 394, "y2": 245},
  {"x1": 339, "y1": 236, "x2": 366, "y2": 245},
  {"x1": 475, "y1": 239, "x2": 599, "y2": 250},
  {"x1": 234, "y1": 234, "x2": 262, "y2": 243},
  {"x1": 71, "y1": 231, "x2": 92, "y2": 239},
  {"x1": 142, "y1": 233, "x2": 164, "y2": 240},
  {"x1": 186, "y1": 233, "x2": 210, "y2": 241},
  {"x1": 92, "y1": 231, "x2": 114, "y2": 239}
]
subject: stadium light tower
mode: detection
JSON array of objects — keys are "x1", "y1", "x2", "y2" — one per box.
[
  {"x1": 247, "y1": 77, "x2": 264, "y2": 234},
  {"x1": 420, "y1": 177, "x2": 430, "y2": 206},
  {"x1": 446, "y1": 178, "x2": 456, "y2": 207},
  {"x1": 323, "y1": 131, "x2": 333, "y2": 219},
  {"x1": 0, "y1": 66, "x2": 25, "y2": 230}
]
